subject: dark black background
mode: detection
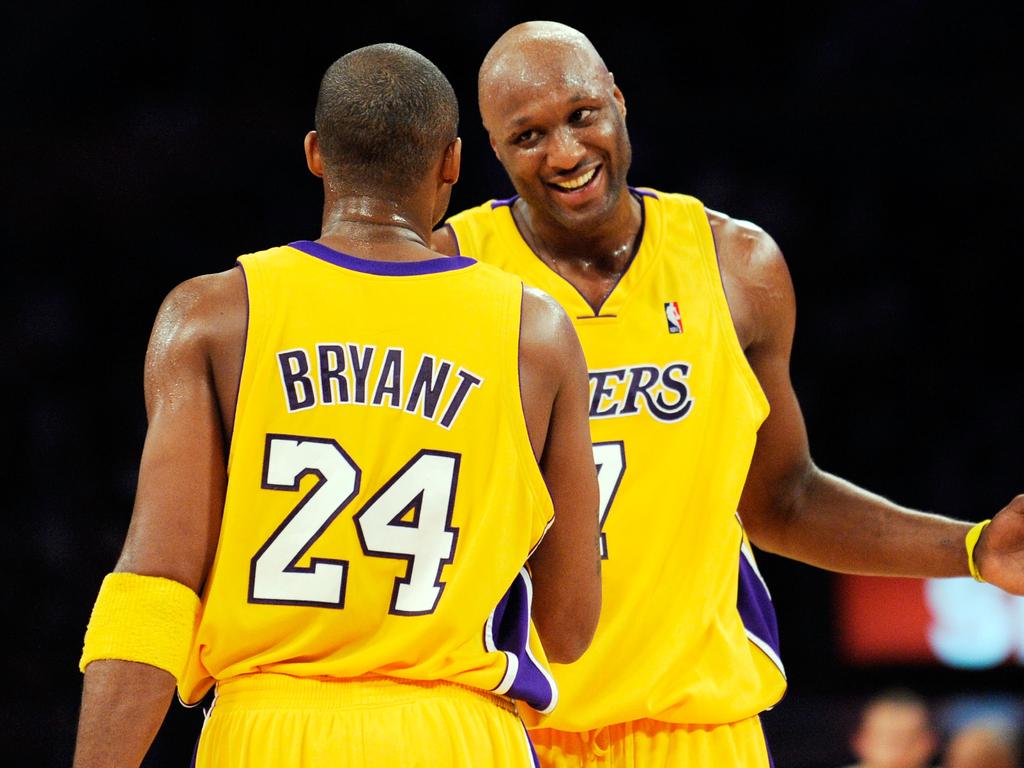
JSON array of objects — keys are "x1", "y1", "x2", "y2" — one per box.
[{"x1": 5, "y1": 2, "x2": 1021, "y2": 765}]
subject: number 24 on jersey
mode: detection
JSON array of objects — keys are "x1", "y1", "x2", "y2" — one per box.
[
  {"x1": 248, "y1": 435, "x2": 626, "y2": 615},
  {"x1": 249, "y1": 434, "x2": 460, "y2": 616}
]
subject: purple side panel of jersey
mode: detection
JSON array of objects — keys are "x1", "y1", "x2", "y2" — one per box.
[
  {"x1": 491, "y1": 572, "x2": 555, "y2": 712},
  {"x1": 737, "y1": 555, "x2": 782, "y2": 663}
]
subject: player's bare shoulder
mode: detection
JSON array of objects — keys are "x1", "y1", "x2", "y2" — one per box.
[
  {"x1": 520, "y1": 286, "x2": 580, "y2": 381},
  {"x1": 148, "y1": 269, "x2": 245, "y2": 364},
  {"x1": 431, "y1": 225, "x2": 460, "y2": 256},
  {"x1": 521, "y1": 285, "x2": 573, "y2": 335},
  {"x1": 517, "y1": 285, "x2": 589, "y2": 451},
  {"x1": 144, "y1": 267, "x2": 247, "y2": 423},
  {"x1": 706, "y1": 208, "x2": 795, "y2": 352}
]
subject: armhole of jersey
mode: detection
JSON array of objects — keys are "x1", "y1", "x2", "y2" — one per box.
[
  {"x1": 693, "y1": 206, "x2": 771, "y2": 423},
  {"x1": 226, "y1": 256, "x2": 260, "y2": 474},
  {"x1": 504, "y1": 281, "x2": 556, "y2": 546}
]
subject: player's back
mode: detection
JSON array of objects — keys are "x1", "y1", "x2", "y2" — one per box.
[{"x1": 180, "y1": 240, "x2": 556, "y2": 712}]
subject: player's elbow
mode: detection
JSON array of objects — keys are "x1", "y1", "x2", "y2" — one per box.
[
  {"x1": 535, "y1": 582, "x2": 601, "y2": 664},
  {"x1": 738, "y1": 505, "x2": 783, "y2": 553},
  {"x1": 741, "y1": 461, "x2": 821, "y2": 555},
  {"x1": 546, "y1": 613, "x2": 600, "y2": 664},
  {"x1": 527, "y1": 492, "x2": 603, "y2": 663}
]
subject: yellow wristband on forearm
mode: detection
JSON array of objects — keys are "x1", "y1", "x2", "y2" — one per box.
[
  {"x1": 79, "y1": 573, "x2": 201, "y2": 683},
  {"x1": 965, "y1": 520, "x2": 992, "y2": 583}
]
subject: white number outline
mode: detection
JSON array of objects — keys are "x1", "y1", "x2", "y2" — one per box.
[
  {"x1": 249, "y1": 434, "x2": 361, "y2": 608},
  {"x1": 353, "y1": 450, "x2": 461, "y2": 616},
  {"x1": 593, "y1": 441, "x2": 626, "y2": 559},
  {"x1": 248, "y1": 435, "x2": 461, "y2": 613}
]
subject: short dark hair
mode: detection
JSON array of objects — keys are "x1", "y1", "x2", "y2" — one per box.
[{"x1": 314, "y1": 44, "x2": 458, "y2": 193}]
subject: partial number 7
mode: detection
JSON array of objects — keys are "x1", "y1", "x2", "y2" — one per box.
[{"x1": 592, "y1": 441, "x2": 625, "y2": 559}]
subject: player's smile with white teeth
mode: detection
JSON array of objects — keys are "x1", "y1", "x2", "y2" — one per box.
[{"x1": 551, "y1": 165, "x2": 600, "y2": 192}]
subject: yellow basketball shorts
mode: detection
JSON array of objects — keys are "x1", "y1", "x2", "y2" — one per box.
[
  {"x1": 195, "y1": 674, "x2": 540, "y2": 767},
  {"x1": 529, "y1": 716, "x2": 772, "y2": 768}
]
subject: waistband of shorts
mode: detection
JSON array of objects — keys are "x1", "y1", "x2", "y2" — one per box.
[{"x1": 213, "y1": 673, "x2": 518, "y2": 715}]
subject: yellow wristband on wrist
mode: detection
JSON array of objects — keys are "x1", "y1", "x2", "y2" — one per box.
[
  {"x1": 79, "y1": 572, "x2": 201, "y2": 683},
  {"x1": 965, "y1": 519, "x2": 992, "y2": 583}
]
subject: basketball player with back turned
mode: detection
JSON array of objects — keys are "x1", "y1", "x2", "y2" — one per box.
[
  {"x1": 73, "y1": 44, "x2": 601, "y2": 767},
  {"x1": 435, "y1": 21, "x2": 1024, "y2": 768}
]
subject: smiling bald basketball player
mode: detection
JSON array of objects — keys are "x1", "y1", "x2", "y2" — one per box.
[{"x1": 434, "y1": 21, "x2": 1024, "y2": 768}]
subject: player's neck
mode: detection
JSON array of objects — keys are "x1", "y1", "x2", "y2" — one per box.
[
  {"x1": 319, "y1": 194, "x2": 435, "y2": 261},
  {"x1": 514, "y1": 191, "x2": 642, "y2": 276}
]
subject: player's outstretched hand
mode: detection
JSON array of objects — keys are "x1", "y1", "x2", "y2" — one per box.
[{"x1": 975, "y1": 495, "x2": 1024, "y2": 595}]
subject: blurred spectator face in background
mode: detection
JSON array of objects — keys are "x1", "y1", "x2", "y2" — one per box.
[
  {"x1": 852, "y1": 692, "x2": 937, "y2": 768},
  {"x1": 943, "y1": 722, "x2": 1020, "y2": 768}
]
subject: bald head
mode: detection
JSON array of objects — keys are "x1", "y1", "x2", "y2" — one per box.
[
  {"x1": 475, "y1": 22, "x2": 633, "y2": 234},
  {"x1": 479, "y1": 22, "x2": 612, "y2": 131}
]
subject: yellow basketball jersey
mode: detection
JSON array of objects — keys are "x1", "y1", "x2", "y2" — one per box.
[
  {"x1": 447, "y1": 190, "x2": 787, "y2": 730},
  {"x1": 179, "y1": 241, "x2": 557, "y2": 715}
]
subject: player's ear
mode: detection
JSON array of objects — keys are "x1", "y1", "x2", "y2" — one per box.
[
  {"x1": 612, "y1": 82, "x2": 627, "y2": 120},
  {"x1": 441, "y1": 137, "x2": 461, "y2": 185},
  {"x1": 431, "y1": 138, "x2": 460, "y2": 228},
  {"x1": 489, "y1": 134, "x2": 500, "y2": 160},
  {"x1": 304, "y1": 131, "x2": 324, "y2": 178}
]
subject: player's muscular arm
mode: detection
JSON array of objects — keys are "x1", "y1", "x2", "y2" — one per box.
[
  {"x1": 713, "y1": 213, "x2": 1024, "y2": 593},
  {"x1": 519, "y1": 287, "x2": 602, "y2": 663},
  {"x1": 74, "y1": 269, "x2": 246, "y2": 768}
]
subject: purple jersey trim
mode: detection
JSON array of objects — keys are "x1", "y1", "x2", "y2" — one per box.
[
  {"x1": 489, "y1": 186, "x2": 655, "y2": 209},
  {"x1": 289, "y1": 240, "x2": 476, "y2": 276},
  {"x1": 580, "y1": 190, "x2": 646, "y2": 316},
  {"x1": 737, "y1": 553, "x2": 782, "y2": 663},
  {"x1": 524, "y1": 720, "x2": 542, "y2": 767},
  {"x1": 629, "y1": 186, "x2": 659, "y2": 198},
  {"x1": 500, "y1": 191, "x2": 647, "y2": 317},
  {"x1": 489, "y1": 572, "x2": 556, "y2": 712}
]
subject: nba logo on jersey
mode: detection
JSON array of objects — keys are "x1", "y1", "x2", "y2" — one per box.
[{"x1": 664, "y1": 301, "x2": 683, "y2": 334}]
